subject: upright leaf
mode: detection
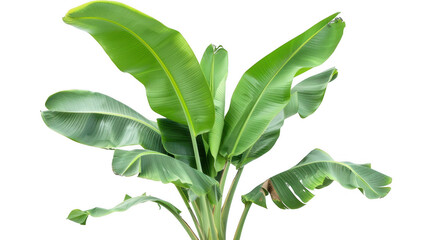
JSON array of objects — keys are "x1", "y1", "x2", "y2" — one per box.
[
  {"x1": 112, "y1": 149, "x2": 220, "y2": 203},
  {"x1": 200, "y1": 44, "x2": 228, "y2": 158},
  {"x1": 63, "y1": 1, "x2": 214, "y2": 135},
  {"x1": 233, "y1": 68, "x2": 338, "y2": 167},
  {"x1": 221, "y1": 14, "x2": 345, "y2": 158},
  {"x1": 41, "y1": 90, "x2": 164, "y2": 152},
  {"x1": 242, "y1": 149, "x2": 392, "y2": 209}
]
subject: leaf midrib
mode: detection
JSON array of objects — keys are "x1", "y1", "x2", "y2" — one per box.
[
  {"x1": 49, "y1": 110, "x2": 160, "y2": 134},
  {"x1": 228, "y1": 23, "x2": 330, "y2": 157},
  {"x1": 210, "y1": 51, "x2": 216, "y2": 97},
  {"x1": 71, "y1": 16, "x2": 196, "y2": 135},
  {"x1": 120, "y1": 150, "x2": 165, "y2": 175}
]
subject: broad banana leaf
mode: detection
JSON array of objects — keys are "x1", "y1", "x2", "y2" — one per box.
[
  {"x1": 233, "y1": 68, "x2": 338, "y2": 167},
  {"x1": 63, "y1": 1, "x2": 214, "y2": 135},
  {"x1": 200, "y1": 44, "x2": 228, "y2": 158},
  {"x1": 157, "y1": 118, "x2": 194, "y2": 158},
  {"x1": 68, "y1": 193, "x2": 180, "y2": 225},
  {"x1": 157, "y1": 118, "x2": 209, "y2": 170},
  {"x1": 112, "y1": 149, "x2": 220, "y2": 203},
  {"x1": 287, "y1": 67, "x2": 338, "y2": 118},
  {"x1": 220, "y1": 14, "x2": 345, "y2": 158},
  {"x1": 242, "y1": 149, "x2": 392, "y2": 209},
  {"x1": 232, "y1": 112, "x2": 286, "y2": 168},
  {"x1": 41, "y1": 90, "x2": 164, "y2": 152}
]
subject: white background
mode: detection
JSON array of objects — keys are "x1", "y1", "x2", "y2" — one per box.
[{"x1": 1, "y1": 0, "x2": 428, "y2": 239}]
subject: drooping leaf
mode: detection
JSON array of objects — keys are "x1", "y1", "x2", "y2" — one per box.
[
  {"x1": 233, "y1": 68, "x2": 339, "y2": 167},
  {"x1": 242, "y1": 149, "x2": 392, "y2": 209},
  {"x1": 63, "y1": 1, "x2": 214, "y2": 135},
  {"x1": 112, "y1": 149, "x2": 220, "y2": 203},
  {"x1": 220, "y1": 14, "x2": 345, "y2": 158},
  {"x1": 288, "y1": 67, "x2": 338, "y2": 118},
  {"x1": 41, "y1": 90, "x2": 164, "y2": 152},
  {"x1": 67, "y1": 193, "x2": 180, "y2": 225},
  {"x1": 200, "y1": 44, "x2": 228, "y2": 158}
]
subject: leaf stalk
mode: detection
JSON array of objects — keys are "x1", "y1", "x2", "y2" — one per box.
[
  {"x1": 221, "y1": 167, "x2": 244, "y2": 235},
  {"x1": 177, "y1": 186, "x2": 204, "y2": 239},
  {"x1": 233, "y1": 203, "x2": 252, "y2": 240}
]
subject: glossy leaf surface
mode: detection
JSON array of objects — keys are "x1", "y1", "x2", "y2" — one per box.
[
  {"x1": 63, "y1": 1, "x2": 214, "y2": 135},
  {"x1": 242, "y1": 149, "x2": 392, "y2": 209},
  {"x1": 200, "y1": 44, "x2": 228, "y2": 158},
  {"x1": 221, "y1": 14, "x2": 345, "y2": 157},
  {"x1": 233, "y1": 68, "x2": 338, "y2": 167},
  {"x1": 68, "y1": 193, "x2": 180, "y2": 225},
  {"x1": 112, "y1": 149, "x2": 220, "y2": 203},
  {"x1": 41, "y1": 90, "x2": 164, "y2": 152}
]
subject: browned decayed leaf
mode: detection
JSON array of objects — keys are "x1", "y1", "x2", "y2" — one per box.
[{"x1": 262, "y1": 179, "x2": 281, "y2": 203}]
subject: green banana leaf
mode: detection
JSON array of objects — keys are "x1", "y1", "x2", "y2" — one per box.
[
  {"x1": 242, "y1": 149, "x2": 392, "y2": 209},
  {"x1": 220, "y1": 14, "x2": 345, "y2": 158},
  {"x1": 156, "y1": 118, "x2": 207, "y2": 169},
  {"x1": 68, "y1": 193, "x2": 180, "y2": 225},
  {"x1": 232, "y1": 112, "x2": 286, "y2": 168},
  {"x1": 41, "y1": 90, "x2": 164, "y2": 152},
  {"x1": 157, "y1": 118, "x2": 194, "y2": 158},
  {"x1": 287, "y1": 67, "x2": 338, "y2": 118},
  {"x1": 112, "y1": 149, "x2": 220, "y2": 203},
  {"x1": 200, "y1": 44, "x2": 228, "y2": 158},
  {"x1": 63, "y1": 1, "x2": 214, "y2": 135},
  {"x1": 233, "y1": 68, "x2": 338, "y2": 167}
]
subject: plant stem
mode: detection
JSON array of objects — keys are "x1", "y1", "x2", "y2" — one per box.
[
  {"x1": 233, "y1": 203, "x2": 252, "y2": 240},
  {"x1": 221, "y1": 167, "x2": 243, "y2": 235},
  {"x1": 219, "y1": 161, "x2": 230, "y2": 194},
  {"x1": 190, "y1": 130, "x2": 203, "y2": 172},
  {"x1": 204, "y1": 198, "x2": 218, "y2": 240},
  {"x1": 177, "y1": 187, "x2": 204, "y2": 239},
  {"x1": 214, "y1": 160, "x2": 230, "y2": 239},
  {"x1": 189, "y1": 130, "x2": 218, "y2": 239},
  {"x1": 191, "y1": 200, "x2": 203, "y2": 224},
  {"x1": 166, "y1": 204, "x2": 200, "y2": 240}
]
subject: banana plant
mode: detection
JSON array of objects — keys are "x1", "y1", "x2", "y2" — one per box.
[{"x1": 41, "y1": 2, "x2": 391, "y2": 240}]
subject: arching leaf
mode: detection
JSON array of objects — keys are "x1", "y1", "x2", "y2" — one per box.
[
  {"x1": 221, "y1": 14, "x2": 345, "y2": 158},
  {"x1": 41, "y1": 90, "x2": 164, "y2": 152},
  {"x1": 242, "y1": 149, "x2": 392, "y2": 209},
  {"x1": 287, "y1": 67, "x2": 338, "y2": 118},
  {"x1": 63, "y1": 1, "x2": 214, "y2": 135},
  {"x1": 112, "y1": 149, "x2": 220, "y2": 203},
  {"x1": 68, "y1": 193, "x2": 180, "y2": 225},
  {"x1": 233, "y1": 68, "x2": 339, "y2": 167}
]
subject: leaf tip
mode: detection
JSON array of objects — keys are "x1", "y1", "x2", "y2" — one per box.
[
  {"x1": 124, "y1": 194, "x2": 132, "y2": 201},
  {"x1": 329, "y1": 16, "x2": 346, "y2": 28},
  {"x1": 67, "y1": 209, "x2": 89, "y2": 225},
  {"x1": 62, "y1": 16, "x2": 72, "y2": 24}
]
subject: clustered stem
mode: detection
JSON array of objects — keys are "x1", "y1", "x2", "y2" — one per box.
[
  {"x1": 177, "y1": 186, "x2": 204, "y2": 239},
  {"x1": 180, "y1": 129, "x2": 251, "y2": 240}
]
